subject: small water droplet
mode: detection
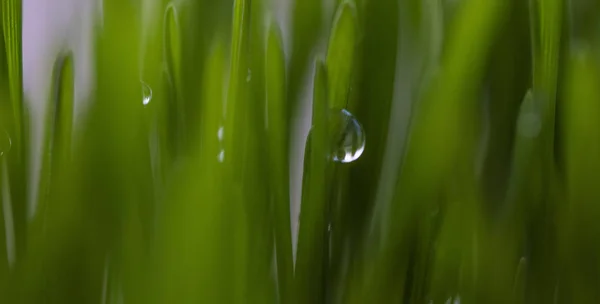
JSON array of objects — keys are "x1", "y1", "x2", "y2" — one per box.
[
  {"x1": 141, "y1": 81, "x2": 153, "y2": 106},
  {"x1": 330, "y1": 109, "x2": 365, "y2": 163},
  {"x1": 0, "y1": 130, "x2": 11, "y2": 157},
  {"x1": 453, "y1": 295, "x2": 461, "y2": 304},
  {"x1": 217, "y1": 126, "x2": 224, "y2": 141},
  {"x1": 246, "y1": 69, "x2": 252, "y2": 82},
  {"x1": 218, "y1": 150, "x2": 225, "y2": 163}
]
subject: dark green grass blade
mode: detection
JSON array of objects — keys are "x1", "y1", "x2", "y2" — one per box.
[
  {"x1": 1, "y1": 0, "x2": 26, "y2": 268},
  {"x1": 1, "y1": 0, "x2": 21, "y2": 158},
  {"x1": 295, "y1": 59, "x2": 330, "y2": 304},
  {"x1": 350, "y1": 0, "x2": 510, "y2": 302},
  {"x1": 287, "y1": 0, "x2": 322, "y2": 125},
  {"x1": 559, "y1": 45, "x2": 600, "y2": 303},
  {"x1": 525, "y1": 0, "x2": 564, "y2": 301}
]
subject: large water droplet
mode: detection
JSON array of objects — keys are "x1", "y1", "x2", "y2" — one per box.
[
  {"x1": 330, "y1": 109, "x2": 365, "y2": 163},
  {"x1": 141, "y1": 81, "x2": 153, "y2": 106},
  {"x1": 0, "y1": 130, "x2": 11, "y2": 157}
]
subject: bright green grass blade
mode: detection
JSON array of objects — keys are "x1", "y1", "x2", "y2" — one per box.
[
  {"x1": 150, "y1": 37, "x2": 227, "y2": 304},
  {"x1": 295, "y1": 59, "x2": 330, "y2": 304},
  {"x1": 225, "y1": 0, "x2": 250, "y2": 156},
  {"x1": 243, "y1": 2, "x2": 278, "y2": 302},
  {"x1": 326, "y1": 0, "x2": 357, "y2": 110},
  {"x1": 559, "y1": 46, "x2": 600, "y2": 302},
  {"x1": 265, "y1": 22, "x2": 293, "y2": 304},
  {"x1": 224, "y1": 0, "x2": 253, "y2": 302}
]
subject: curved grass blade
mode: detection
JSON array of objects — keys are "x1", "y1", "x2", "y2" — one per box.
[
  {"x1": 326, "y1": 1, "x2": 357, "y2": 110},
  {"x1": 294, "y1": 59, "x2": 330, "y2": 304},
  {"x1": 265, "y1": 22, "x2": 293, "y2": 304}
]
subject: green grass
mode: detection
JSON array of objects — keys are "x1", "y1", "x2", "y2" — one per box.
[{"x1": 1, "y1": 0, "x2": 600, "y2": 302}]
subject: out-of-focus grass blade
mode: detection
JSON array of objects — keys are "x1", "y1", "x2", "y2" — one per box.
[
  {"x1": 2, "y1": 0, "x2": 26, "y2": 268},
  {"x1": 529, "y1": 0, "x2": 563, "y2": 150},
  {"x1": 225, "y1": 0, "x2": 250, "y2": 154},
  {"x1": 326, "y1": 1, "x2": 357, "y2": 110},
  {"x1": 560, "y1": 46, "x2": 600, "y2": 303},
  {"x1": 163, "y1": 3, "x2": 186, "y2": 155},
  {"x1": 288, "y1": 0, "x2": 322, "y2": 124},
  {"x1": 505, "y1": 90, "x2": 543, "y2": 217},
  {"x1": 151, "y1": 37, "x2": 227, "y2": 304},
  {"x1": 526, "y1": 0, "x2": 564, "y2": 301},
  {"x1": 482, "y1": 0, "x2": 531, "y2": 206},
  {"x1": 36, "y1": 54, "x2": 73, "y2": 223},
  {"x1": 223, "y1": 0, "x2": 253, "y2": 302},
  {"x1": 1, "y1": 0, "x2": 21, "y2": 157},
  {"x1": 356, "y1": 0, "x2": 509, "y2": 302},
  {"x1": 295, "y1": 59, "x2": 330, "y2": 304},
  {"x1": 342, "y1": 1, "x2": 399, "y2": 291},
  {"x1": 265, "y1": 22, "x2": 293, "y2": 304}
]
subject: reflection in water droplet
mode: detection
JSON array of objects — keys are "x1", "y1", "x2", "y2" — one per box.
[
  {"x1": 218, "y1": 150, "x2": 225, "y2": 163},
  {"x1": 246, "y1": 69, "x2": 252, "y2": 82},
  {"x1": 330, "y1": 109, "x2": 365, "y2": 163},
  {"x1": 0, "y1": 131, "x2": 11, "y2": 157},
  {"x1": 141, "y1": 81, "x2": 153, "y2": 106}
]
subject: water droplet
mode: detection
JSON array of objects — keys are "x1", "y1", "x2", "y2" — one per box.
[
  {"x1": 453, "y1": 295, "x2": 461, "y2": 304},
  {"x1": 141, "y1": 81, "x2": 153, "y2": 106},
  {"x1": 217, "y1": 150, "x2": 225, "y2": 163},
  {"x1": 0, "y1": 131, "x2": 11, "y2": 157},
  {"x1": 217, "y1": 126, "x2": 224, "y2": 141},
  {"x1": 246, "y1": 69, "x2": 252, "y2": 82},
  {"x1": 330, "y1": 109, "x2": 365, "y2": 163}
]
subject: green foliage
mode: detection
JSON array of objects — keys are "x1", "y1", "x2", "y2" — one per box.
[{"x1": 2, "y1": 0, "x2": 600, "y2": 303}]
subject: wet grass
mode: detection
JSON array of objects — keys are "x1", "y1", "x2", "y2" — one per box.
[{"x1": 0, "y1": 0, "x2": 599, "y2": 303}]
